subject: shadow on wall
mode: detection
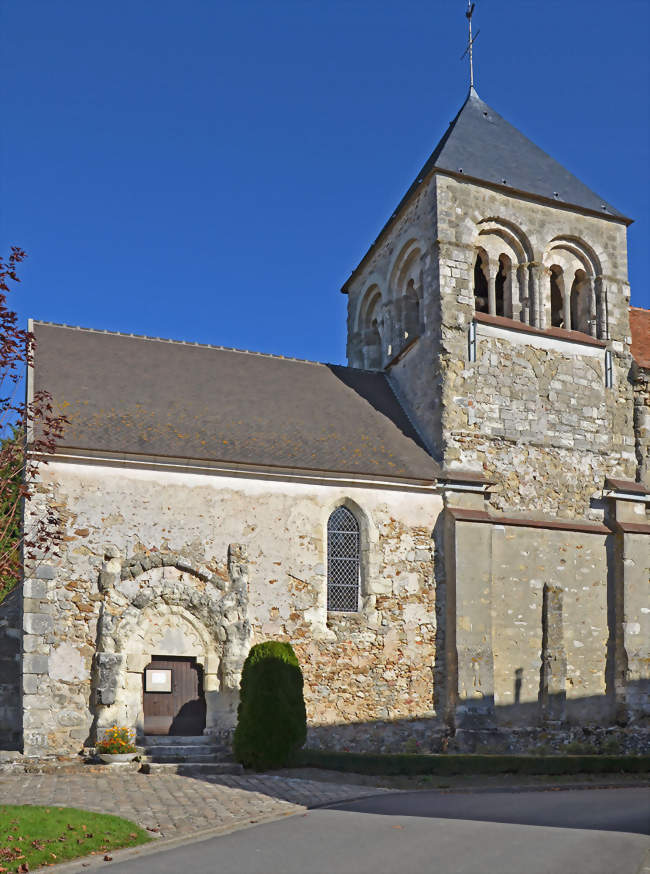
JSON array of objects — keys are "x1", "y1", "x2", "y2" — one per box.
[
  {"x1": 0, "y1": 587, "x2": 22, "y2": 750},
  {"x1": 327, "y1": 365, "x2": 439, "y2": 464},
  {"x1": 302, "y1": 682, "x2": 649, "y2": 756}
]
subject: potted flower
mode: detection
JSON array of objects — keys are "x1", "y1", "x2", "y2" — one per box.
[{"x1": 96, "y1": 725, "x2": 138, "y2": 764}]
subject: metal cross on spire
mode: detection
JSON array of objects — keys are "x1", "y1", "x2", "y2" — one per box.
[{"x1": 461, "y1": 1, "x2": 480, "y2": 90}]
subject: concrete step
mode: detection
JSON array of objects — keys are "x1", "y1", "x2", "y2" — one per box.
[
  {"x1": 142, "y1": 735, "x2": 221, "y2": 746},
  {"x1": 139, "y1": 761, "x2": 244, "y2": 776},
  {"x1": 140, "y1": 744, "x2": 230, "y2": 759},
  {"x1": 140, "y1": 749, "x2": 232, "y2": 763}
]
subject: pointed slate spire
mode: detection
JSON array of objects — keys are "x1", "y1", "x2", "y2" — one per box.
[{"x1": 406, "y1": 89, "x2": 628, "y2": 221}]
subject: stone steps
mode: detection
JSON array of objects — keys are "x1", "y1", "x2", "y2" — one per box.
[
  {"x1": 139, "y1": 761, "x2": 243, "y2": 775},
  {"x1": 138, "y1": 735, "x2": 240, "y2": 774},
  {"x1": 141, "y1": 747, "x2": 232, "y2": 762},
  {"x1": 142, "y1": 735, "x2": 219, "y2": 746}
]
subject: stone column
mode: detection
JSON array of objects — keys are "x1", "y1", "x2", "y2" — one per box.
[
  {"x1": 595, "y1": 276, "x2": 606, "y2": 339},
  {"x1": 528, "y1": 263, "x2": 543, "y2": 328},
  {"x1": 512, "y1": 265, "x2": 525, "y2": 322},
  {"x1": 487, "y1": 274, "x2": 496, "y2": 316},
  {"x1": 586, "y1": 277, "x2": 597, "y2": 337},
  {"x1": 563, "y1": 284, "x2": 571, "y2": 331}
]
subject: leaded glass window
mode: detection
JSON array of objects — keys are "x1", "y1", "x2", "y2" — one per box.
[{"x1": 327, "y1": 506, "x2": 360, "y2": 612}]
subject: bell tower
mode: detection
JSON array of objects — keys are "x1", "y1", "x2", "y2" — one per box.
[{"x1": 343, "y1": 84, "x2": 635, "y2": 515}]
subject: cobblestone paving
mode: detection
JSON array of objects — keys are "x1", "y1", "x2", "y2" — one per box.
[{"x1": 0, "y1": 772, "x2": 392, "y2": 840}]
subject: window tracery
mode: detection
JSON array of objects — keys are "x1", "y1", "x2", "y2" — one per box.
[{"x1": 327, "y1": 506, "x2": 360, "y2": 613}]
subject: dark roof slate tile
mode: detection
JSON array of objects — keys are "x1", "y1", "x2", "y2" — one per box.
[{"x1": 32, "y1": 322, "x2": 439, "y2": 481}]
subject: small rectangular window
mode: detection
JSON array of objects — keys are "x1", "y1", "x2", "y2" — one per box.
[
  {"x1": 605, "y1": 350, "x2": 613, "y2": 388},
  {"x1": 468, "y1": 321, "x2": 477, "y2": 362}
]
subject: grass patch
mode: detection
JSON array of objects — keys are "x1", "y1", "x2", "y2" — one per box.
[
  {"x1": 290, "y1": 749, "x2": 650, "y2": 777},
  {"x1": 0, "y1": 805, "x2": 150, "y2": 871}
]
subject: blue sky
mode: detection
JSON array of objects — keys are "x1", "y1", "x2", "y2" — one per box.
[{"x1": 1, "y1": 0, "x2": 648, "y2": 364}]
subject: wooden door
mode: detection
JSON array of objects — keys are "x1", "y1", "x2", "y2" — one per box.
[{"x1": 143, "y1": 656, "x2": 206, "y2": 736}]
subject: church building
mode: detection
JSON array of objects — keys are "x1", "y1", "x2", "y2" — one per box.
[{"x1": 2, "y1": 84, "x2": 649, "y2": 758}]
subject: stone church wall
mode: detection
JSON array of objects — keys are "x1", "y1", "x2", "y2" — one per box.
[
  {"x1": 22, "y1": 461, "x2": 442, "y2": 757},
  {"x1": 445, "y1": 326, "x2": 634, "y2": 517},
  {"x1": 0, "y1": 587, "x2": 22, "y2": 749},
  {"x1": 434, "y1": 174, "x2": 636, "y2": 516},
  {"x1": 345, "y1": 176, "x2": 444, "y2": 462},
  {"x1": 633, "y1": 363, "x2": 650, "y2": 486},
  {"x1": 442, "y1": 512, "x2": 648, "y2": 751}
]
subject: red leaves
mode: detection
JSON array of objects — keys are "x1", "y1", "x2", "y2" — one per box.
[
  {"x1": 103, "y1": 855, "x2": 113, "y2": 862},
  {"x1": 1, "y1": 247, "x2": 69, "y2": 598}
]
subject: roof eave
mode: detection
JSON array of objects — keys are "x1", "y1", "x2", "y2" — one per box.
[{"x1": 31, "y1": 444, "x2": 440, "y2": 490}]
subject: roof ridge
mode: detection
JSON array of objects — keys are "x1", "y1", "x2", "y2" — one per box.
[{"x1": 32, "y1": 319, "x2": 374, "y2": 370}]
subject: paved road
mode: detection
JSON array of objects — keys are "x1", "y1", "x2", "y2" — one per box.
[{"x1": 106, "y1": 787, "x2": 650, "y2": 874}]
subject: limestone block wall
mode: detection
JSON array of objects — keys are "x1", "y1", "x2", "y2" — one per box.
[
  {"x1": 435, "y1": 175, "x2": 636, "y2": 515},
  {"x1": 633, "y1": 364, "x2": 650, "y2": 486},
  {"x1": 443, "y1": 509, "x2": 648, "y2": 741},
  {"x1": 448, "y1": 520, "x2": 613, "y2": 727},
  {"x1": 345, "y1": 177, "x2": 444, "y2": 460},
  {"x1": 23, "y1": 461, "x2": 442, "y2": 756},
  {"x1": 446, "y1": 326, "x2": 634, "y2": 517},
  {"x1": 0, "y1": 587, "x2": 22, "y2": 749},
  {"x1": 619, "y1": 529, "x2": 650, "y2": 720},
  {"x1": 491, "y1": 525, "x2": 609, "y2": 725}
]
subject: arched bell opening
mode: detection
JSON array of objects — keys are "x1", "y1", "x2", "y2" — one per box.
[
  {"x1": 570, "y1": 269, "x2": 591, "y2": 334},
  {"x1": 495, "y1": 253, "x2": 512, "y2": 318},
  {"x1": 473, "y1": 251, "x2": 489, "y2": 313},
  {"x1": 550, "y1": 266, "x2": 565, "y2": 328}
]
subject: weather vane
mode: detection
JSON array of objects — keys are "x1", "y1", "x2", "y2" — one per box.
[{"x1": 461, "y1": 1, "x2": 480, "y2": 90}]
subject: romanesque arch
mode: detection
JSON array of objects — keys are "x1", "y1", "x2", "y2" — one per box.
[
  {"x1": 475, "y1": 218, "x2": 535, "y2": 323},
  {"x1": 543, "y1": 236, "x2": 602, "y2": 336},
  {"x1": 387, "y1": 237, "x2": 425, "y2": 357},
  {"x1": 92, "y1": 545, "x2": 251, "y2": 740},
  {"x1": 356, "y1": 283, "x2": 384, "y2": 369}
]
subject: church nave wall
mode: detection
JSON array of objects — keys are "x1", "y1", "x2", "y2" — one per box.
[{"x1": 21, "y1": 461, "x2": 442, "y2": 757}]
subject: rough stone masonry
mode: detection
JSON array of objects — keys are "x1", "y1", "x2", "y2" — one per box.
[{"x1": 2, "y1": 86, "x2": 648, "y2": 758}]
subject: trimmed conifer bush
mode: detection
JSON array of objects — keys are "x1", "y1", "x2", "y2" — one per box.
[{"x1": 233, "y1": 641, "x2": 307, "y2": 770}]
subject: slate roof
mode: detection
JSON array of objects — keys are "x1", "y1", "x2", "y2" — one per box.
[
  {"x1": 31, "y1": 322, "x2": 439, "y2": 481},
  {"x1": 419, "y1": 88, "x2": 626, "y2": 219},
  {"x1": 344, "y1": 88, "x2": 629, "y2": 288},
  {"x1": 630, "y1": 306, "x2": 650, "y2": 369}
]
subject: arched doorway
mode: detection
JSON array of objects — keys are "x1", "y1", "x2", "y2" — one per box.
[{"x1": 143, "y1": 655, "x2": 206, "y2": 736}]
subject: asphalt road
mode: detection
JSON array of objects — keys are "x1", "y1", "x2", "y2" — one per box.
[{"x1": 109, "y1": 787, "x2": 650, "y2": 874}]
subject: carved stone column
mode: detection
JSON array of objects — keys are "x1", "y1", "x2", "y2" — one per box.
[
  {"x1": 527, "y1": 263, "x2": 542, "y2": 328},
  {"x1": 586, "y1": 277, "x2": 597, "y2": 336},
  {"x1": 563, "y1": 283, "x2": 572, "y2": 331},
  {"x1": 487, "y1": 274, "x2": 496, "y2": 316},
  {"x1": 595, "y1": 276, "x2": 606, "y2": 339}
]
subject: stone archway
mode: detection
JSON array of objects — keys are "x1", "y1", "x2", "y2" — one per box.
[{"x1": 92, "y1": 544, "x2": 251, "y2": 740}]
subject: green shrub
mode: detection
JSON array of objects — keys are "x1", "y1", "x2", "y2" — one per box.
[{"x1": 233, "y1": 641, "x2": 307, "y2": 770}]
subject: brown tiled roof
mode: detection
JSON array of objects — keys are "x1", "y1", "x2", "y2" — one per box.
[
  {"x1": 32, "y1": 322, "x2": 439, "y2": 481},
  {"x1": 630, "y1": 306, "x2": 650, "y2": 369}
]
